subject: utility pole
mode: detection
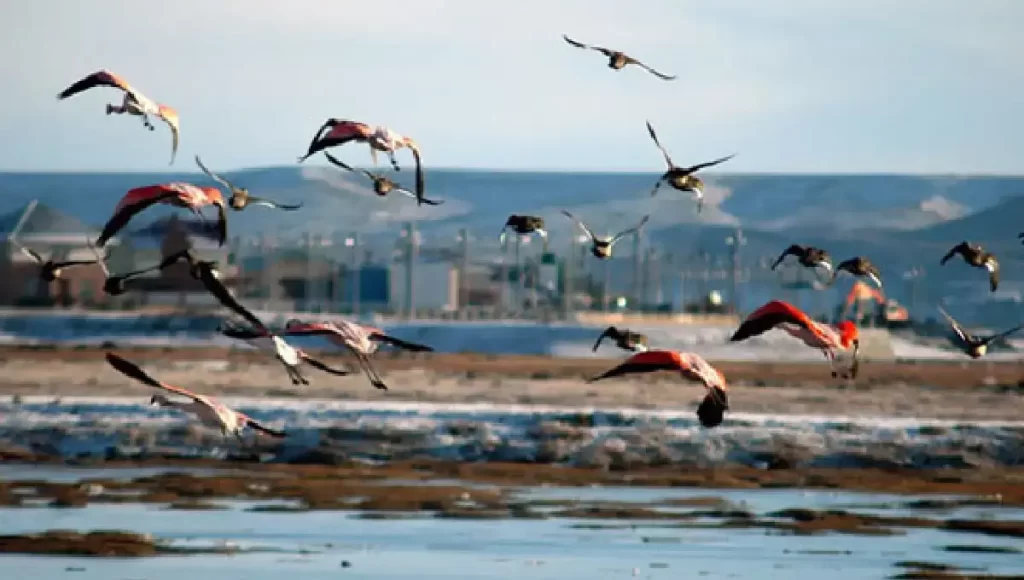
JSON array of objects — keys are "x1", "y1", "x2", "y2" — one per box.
[
  {"x1": 514, "y1": 236, "x2": 524, "y2": 314},
  {"x1": 403, "y1": 222, "x2": 417, "y2": 320},
  {"x1": 631, "y1": 230, "x2": 642, "y2": 311},
  {"x1": 350, "y1": 233, "x2": 361, "y2": 318},
  {"x1": 564, "y1": 235, "x2": 574, "y2": 319},
  {"x1": 458, "y1": 228, "x2": 469, "y2": 312},
  {"x1": 725, "y1": 227, "x2": 747, "y2": 315}
]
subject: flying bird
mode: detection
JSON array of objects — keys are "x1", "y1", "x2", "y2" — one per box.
[
  {"x1": 57, "y1": 70, "x2": 180, "y2": 164},
  {"x1": 156, "y1": 249, "x2": 263, "y2": 330},
  {"x1": 322, "y1": 152, "x2": 442, "y2": 206},
  {"x1": 10, "y1": 236, "x2": 99, "y2": 282},
  {"x1": 940, "y1": 241, "x2": 1000, "y2": 292},
  {"x1": 771, "y1": 244, "x2": 833, "y2": 278},
  {"x1": 829, "y1": 256, "x2": 883, "y2": 289},
  {"x1": 562, "y1": 34, "x2": 676, "y2": 80},
  {"x1": 95, "y1": 183, "x2": 228, "y2": 248},
  {"x1": 586, "y1": 351, "x2": 729, "y2": 428},
  {"x1": 592, "y1": 326, "x2": 649, "y2": 353},
  {"x1": 86, "y1": 238, "x2": 164, "y2": 296},
  {"x1": 281, "y1": 319, "x2": 434, "y2": 392},
  {"x1": 105, "y1": 352, "x2": 285, "y2": 441},
  {"x1": 195, "y1": 156, "x2": 303, "y2": 212},
  {"x1": 217, "y1": 320, "x2": 352, "y2": 386},
  {"x1": 499, "y1": 215, "x2": 548, "y2": 249},
  {"x1": 937, "y1": 305, "x2": 1024, "y2": 359},
  {"x1": 645, "y1": 121, "x2": 735, "y2": 212},
  {"x1": 297, "y1": 120, "x2": 424, "y2": 200},
  {"x1": 730, "y1": 300, "x2": 860, "y2": 378},
  {"x1": 561, "y1": 210, "x2": 649, "y2": 259}
]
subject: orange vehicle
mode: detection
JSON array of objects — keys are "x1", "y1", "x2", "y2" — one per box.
[{"x1": 840, "y1": 281, "x2": 909, "y2": 326}]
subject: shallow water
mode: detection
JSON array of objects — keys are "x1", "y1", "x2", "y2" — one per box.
[{"x1": 2, "y1": 480, "x2": 1024, "y2": 580}]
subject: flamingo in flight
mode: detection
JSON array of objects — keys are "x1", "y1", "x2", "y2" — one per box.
[
  {"x1": 561, "y1": 211, "x2": 649, "y2": 259},
  {"x1": 645, "y1": 120, "x2": 735, "y2": 212},
  {"x1": 322, "y1": 152, "x2": 442, "y2": 206},
  {"x1": 281, "y1": 319, "x2": 434, "y2": 391},
  {"x1": 592, "y1": 326, "x2": 649, "y2": 353},
  {"x1": 297, "y1": 119, "x2": 424, "y2": 200},
  {"x1": 218, "y1": 320, "x2": 352, "y2": 386},
  {"x1": 57, "y1": 70, "x2": 180, "y2": 164},
  {"x1": 105, "y1": 352, "x2": 285, "y2": 442},
  {"x1": 195, "y1": 156, "x2": 303, "y2": 212},
  {"x1": 95, "y1": 183, "x2": 228, "y2": 248},
  {"x1": 587, "y1": 351, "x2": 729, "y2": 428},
  {"x1": 730, "y1": 300, "x2": 860, "y2": 379},
  {"x1": 940, "y1": 241, "x2": 1000, "y2": 292},
  {"x1": 562, "y1": 35, "x2": 676, "y2": 80}
]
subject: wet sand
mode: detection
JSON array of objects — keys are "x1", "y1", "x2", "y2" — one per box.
[{"x1": 0, "y1": 346, "x2": 1022, "y2": 420}]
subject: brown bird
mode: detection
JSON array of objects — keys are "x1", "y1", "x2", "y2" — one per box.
[
  {"x1": 592, "y1": 326, "x2": 649, "y2": 353},
  {"x1": 322, "y1": 152, "x2": 442, "y2": 206},
  {"x1": 500, "y1": 215, "x2": 547, "y2": 248},
  {"x1": 10, "y1": 236, "x2": 99, "y2": 282},
  {"x1": 937, "y1": 305, "x2": 1024, "y2": 359},
  {"x1": 771, "y1": 244, "x2": 833, "y2": 278},
  {"x1": 940, "y1": 241, "x2": 999, "y2": 292},
  {"x1": 829, "y1": 256, "x2": 883, "y2": 289},
  {"x1": 561, "y1": 211, "x2": 649, "y2": 259},
  {"x1": 586, "y1": 350, "x2": 729, "y2": 428},
  {"x1": 562, "y1": 34, "x2": 676, "y2": 80},
  {"x1": 156, "y1": 248, "x2": 266, "y2": 332},
  {"x1": 195, "y1": 156, "x2": 303, "y2": 212},
  {"x1": 645, "y1": 121, "x2": 735, "y2": 212}
]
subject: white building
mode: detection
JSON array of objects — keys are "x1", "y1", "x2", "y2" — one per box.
[{"x1": 389, "y1": 262, "x2": 458, "y2": 314}]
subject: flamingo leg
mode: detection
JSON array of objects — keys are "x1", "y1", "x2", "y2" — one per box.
[{"x1": 356, "y1": 352, "x2": 388, "y2": 390}]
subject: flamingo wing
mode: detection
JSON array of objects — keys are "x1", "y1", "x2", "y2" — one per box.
[
  {"x1": 96, "y1": 189, "x2": 177, "y2": 247},
  {"x1": 282, "y1": 322, "x2": 343, "y2": 338},
  {"x1": 105, "y1": 352, "x2": 206, "y2": 402},
  {"x1": 645, "y1": 120, "x2": 675, "y2": 169},
  {"x1": 586, "y1": 350, "x2": 682, "y2": 383},
  {"x1": 300, "y1": 354, "x2": 353, "y2": 376},
  {"x1": 322, "y1": 151, "x2": 378, "y2": 181},
  {"x1": 368, "y1": 332, "x2": 434, "y2": 352},
  {"x1": 159, "y1": 106, "x2": 180, "y2": 165},
  {"x1": 730, "y1": 300, "x2": 813, "y2": 342},
  {"x1": 197, "y1": 265, "x2": 265, "y2": 331},
  {"x1": 57, "y1": 70, "x2": 135, "y2": 100},
  {"x1": 408, "y1": 143, "x2": 427, "y2": 204},
  {"x1": 300, "y1": 120, "x2": 372, "y2": 162},
  {"x1": 560, "y1": 210, "x2": 597, "y2": 242},
  {"x1": 239, "y1": 413, "x2": 287, "y2": 438}
]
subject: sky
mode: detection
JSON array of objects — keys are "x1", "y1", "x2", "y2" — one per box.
[{"x1": 1, "y1": 0, "x2": 1022, "y2": 174}]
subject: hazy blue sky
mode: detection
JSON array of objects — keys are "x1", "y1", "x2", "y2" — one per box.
[{"x1": 1, "y1": 0, "x2": 1022, "y2": 174}]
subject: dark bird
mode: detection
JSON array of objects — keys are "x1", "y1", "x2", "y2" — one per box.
[
  {"x1": 586, "y1": 350, "x2": 729, "y2": 428},
  {"x1": 937, "y1": 305, "x2": 1024, "y2": 359},
  {"x1": 322, "y1": 151, "x2": 442, "y2": 206},
  {"x1": 156, "y1": 249, "x2": 264, "y2": 331},
  {"x1": 562, "y1": 34, "x2": 676, "y2": 80},
  {"x1": 217, "y1": 319, "x2": 353, "y2": 386},
  {"x1": 771, "y1": 244, "x2": 833, "y2": 278},
  {"x1": 105, "y1": 352, "x2": 285, "y2": 441},
  {"x1": 561, "y1": 211, "x2": 649, "y2": 259},
  {"x1": 940, "y1": 241, "x2": 999, "y2": 292},
  {"x1": 86, "y1": 238, "x2": 164, "y2": 296},
  {"x1": 95, "y1": 183, "x2": 228, "y2": 248},
  {"x1": 645, "y1": 121, "x2": 735, "y2": 212},
  {"x1": 499, "y1": 215, "x2": 547, "y2": 248},
  {"x1": 592, "y1": 326, "x2": 649, "y2": 353},
  {"x1": 195, "y1": 155, "x2": 303, "y2": 212},
  {"x1": 10, "y1": 236, "x2": 99, "y2": 282},
  {"x1": 830, "y1": 256, "x2": 883, "y2": 289}
]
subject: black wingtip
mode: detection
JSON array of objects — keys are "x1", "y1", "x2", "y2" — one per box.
[{"x1": 696, "y1": 390, "x2": 728, "y2": 428}]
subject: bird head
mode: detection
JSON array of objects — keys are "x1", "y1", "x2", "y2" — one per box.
[{"x1": 836, "y1": 320, "x2": 859, "y2": 350}]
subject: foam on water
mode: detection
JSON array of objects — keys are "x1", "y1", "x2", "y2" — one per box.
[{"x1": 2, "y1": 397, "x2": 1021, "y2": 469}]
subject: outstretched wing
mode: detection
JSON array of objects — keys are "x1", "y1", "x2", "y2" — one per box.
[
  {"x1": 645, "y1": 120, "x2": 674, "y2": 168},
  {"x1": 58, "y1": 70, "x2": 134, "y2": 100},
  {"x1": 936, "y1": 305, "x2": 970, "y2": 346},
  {"x1": 85, "y1": 238, "x2": 111, "y2": 276},
  {"x1": 940, "y1": 242, "x2": 969, "y2": 265},
  {"x1": 610, "y1": 215, "x2": 650, "y2": 245},
  {"x1": 10, "y1": 237, "x2": 44, "y2": 264},
  {"x1": 591, "y1": 326, "x2": 617, "y2": 352},
  {"x1": 322, "y1": 151, "x2": 378, "y2": 181},
  {"x1": 369, "y1": 332, "x2": 434, "y2": 352},
  {"x1": 771, "y1": 245, "x2": 803, "y2": 270},
  {"x1": 194, "y1": 155, "x2": 236, "y2": 192},
  {"x1": 159, "y1": 106, "x2": 180, "y2": 165},
  {"x1": 989, "y1": 322, "x2": 1024, "y2": 343},
  {"x1": 240, "y1": 413, "x2": 287, "y2": 438},
  {"x1": 730, "y1": 300, "x2": 813, "y2": 342},
  {"x1": 105, "y1": 352, "x2": 205, "y2": 403},
  {"x1": 562, "y1": 34, "x2": 614, "y2": 56},
  {"x1": 587, "y1": 351, "x2": 681, "y2": 383},
  {"x1": 198, "y1": 266, "x2": 267, "y2": 332},
  {"x1": 560, "y1": 210, "x2": 597, "y2": 242},
  {"x1": 247, "y1": 197, "x2": 304, "y2": 211},
  {"x1": 299, "y1": 120, "x2": 372, "y2": 162},
  {"x1": 96, "y1": 190, "x2": 176, "y2": 247},
  {"x1": 625, "y1": 56, "x2": 676, "y2": 80},
  {"x1": 300, "y1": 354, "x2": 353, "y2": 376},
  {"x1": 684, "y1": 154, "x2": 737, "y2": 175}
]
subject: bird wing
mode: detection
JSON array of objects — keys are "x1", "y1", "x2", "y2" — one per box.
[
  {"x1": 198, "y1": 266, "x2": 267, "y2": 332},
  {"x1": 730, "y1": 300, "x2": 813, "y2": 342},
  {"x1": 940, "y1": 242, "x2": 969, "y2": 265},
  {"x1": 194, "y1": 155, "x2": 237, "y2": 192},
  {"x1": 299, "y1": 120, "x2": 372, "y2": 162},
  {"x1": 402, "y1": 139, "x2": 427, "y2": 204},
  {"x1": 591, "y1": 326, "x2": 618, "y2": 352},
  {"x1": 85, "y1": 238, "x2": 111, "y2": 276},
  {"x1": 770, "y1": 245, "x2": 803, "y2": 271},
  {"x1": 624, "y1": 56, "x2": 676, "y2": 80},
  {"x1": 51, "y1": 259, "x2": 100, "y2": 269},
  {"x1": 610, "y1": 215, "x2": 650, "y2": 245},
  {"x1": 300, "y1": 354, "x2": 353, "y2": 376},
  {"x1": 560, "y1": 210, "x2": 597, "y2": 242},
  {"x1": 586, "y1": 350, "x2": 683, "y2": 382},
  {"x1": 322, "y1": 151, "x2": 378, "y2": 181},
  {"x1": 368, "y1": 332, "x2": 434, "y2": 352},
  {"x1": 988, "y1": 259, "x2": 999, "y2": 292},
  {"x1": 988, "y1": 322, "x2": 1024, "y2": 343},
  {"x1": 159, "y1": 106, "x2": 180, "y2": 165},
  {"x1": 57, "y1": 70, "x2": 135, "y2": 100},
  {"x1": 645, "y1": 120, "x2": 675, "y2": 169},
  {"x1": 247, "y1": 197, "x2": 304, "y2": 211},
  {"x1": 105, "y1": 352, "x2": 208, "y2": 404},
  {"x1": 96, "y1": 189, "x2": 177, "y2": 247},
  {"x1": 678, "y1": 353, "x2": 727, "y2": 394},
  {"x1": 298, "y1": 118, "x2": 342, "y2": 162},
  {"x1": 282, "y1": 322, "x2": 343, "y2": 338},
  {"x1": 9, "y1": 237, "x2": 44, "y2": 264},
  {"x1": 562, "y1": 34, "x2": 614, "y2": 56},
  {"x1": 684, "y1": 154, "x2": 737, "y2": 175},
  {"x1": 936, "y1": 305, "x2": 970, "y2": 346},
  {"x1": 239, "y1": 413, "x2": 287, "y2": 438}
]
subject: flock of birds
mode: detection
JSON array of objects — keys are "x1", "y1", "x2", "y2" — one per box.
[{"x1": 15, "y1": 37, "x2": 1020, "y2": 441}]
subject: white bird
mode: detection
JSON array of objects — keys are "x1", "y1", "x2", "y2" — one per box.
[
  {"x1": 218, "y1": 320, "x2": 352, "y2": 385},
  {"x1": 105, "y1": 352, "x2": 285, "y2": 441}
]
